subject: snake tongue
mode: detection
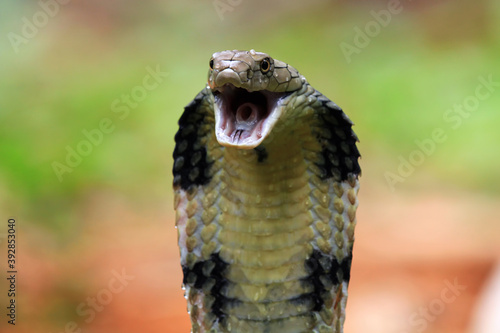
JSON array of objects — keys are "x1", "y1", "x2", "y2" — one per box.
[{"x1": 214, "y1": 85, "x2": 283, "y2": 149}]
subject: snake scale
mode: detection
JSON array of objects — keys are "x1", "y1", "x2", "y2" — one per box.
[{"x1": 173, "y1": 50, "x2": 361, "y2": 333}]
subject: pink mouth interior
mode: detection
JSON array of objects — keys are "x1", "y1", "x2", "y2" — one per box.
[
  {"x1": 216, "y1": 85, "x2": 274, "y2": 145},
  {"x1": 231, "y1": 102, "x2": 264, "y2": 142}
]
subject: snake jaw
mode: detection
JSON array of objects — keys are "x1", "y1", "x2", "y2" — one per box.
[{"x1": 214, "y1": 84, "x2": 284, "y2": 149}]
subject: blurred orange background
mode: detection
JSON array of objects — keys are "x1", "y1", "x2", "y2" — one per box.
[{"x1": 1, "y1": 1, "x2": 499, "y2": 332}]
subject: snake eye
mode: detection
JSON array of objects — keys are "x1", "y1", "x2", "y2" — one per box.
[
  {"x1": 260, "y1": 57, "x2": 271, "y2": 73},
  {"x1": 209, "y1": 58, "x2": 214, "y2": 70}
]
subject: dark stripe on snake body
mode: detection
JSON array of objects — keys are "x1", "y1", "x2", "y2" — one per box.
[
  {"x1": 182, "y1": 253, "x2": 237, "y2": 323},
  {"x1": 303, "y1": 250, "x2": 353, "y2": 311},
  {"x1": 182, "y1": 249, "x2": 353, "y2": 326}
]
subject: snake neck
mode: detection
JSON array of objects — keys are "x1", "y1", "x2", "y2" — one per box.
[{"x1": 218, "y1": 121, "x2": 314, "y2": 228}]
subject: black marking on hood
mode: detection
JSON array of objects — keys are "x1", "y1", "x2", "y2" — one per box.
[
  {"x1": 173, "y1": 91, "x2": 214, "y2": 191},
  {"x1": 314, "y1": 94, "x2": 361, "y2": 182},
  {"x1": 182, "y1": 253, "x2": 237, "y2": 323}
]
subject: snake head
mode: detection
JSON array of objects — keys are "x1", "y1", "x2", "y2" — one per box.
[{"x1": 208, "y1": 50, "x2": 302, "y2": 149}]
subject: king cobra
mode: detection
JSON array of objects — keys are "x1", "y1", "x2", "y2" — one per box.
[{"x1": 173, "y1": 50, "x2": 361, "y2": 333}]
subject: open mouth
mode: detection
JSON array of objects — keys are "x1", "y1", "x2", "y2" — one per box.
[{"x1": 214, "y1": 85, "x2": 286, "y2": 149}]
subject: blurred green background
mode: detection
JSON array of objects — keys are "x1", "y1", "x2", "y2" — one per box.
[{"x1": 1, "y1": 0, "x2": 499, "y2": 332}]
